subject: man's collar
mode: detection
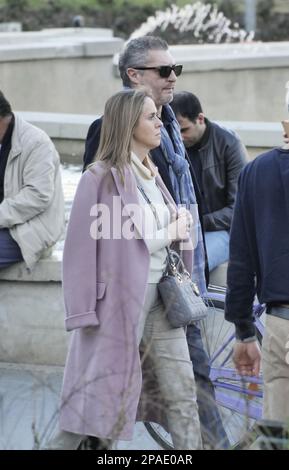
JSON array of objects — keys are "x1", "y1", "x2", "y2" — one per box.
[
  {"x1": 191, "y1": 118, "x2": 211, "y2": 151},
  {"x1": 161, "y1": 104, "x2": 174, "y2": 125}
]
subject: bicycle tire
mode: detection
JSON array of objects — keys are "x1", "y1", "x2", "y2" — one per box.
[{"x1": 144, "y1": 422, "x2": 173, "y2": 450}]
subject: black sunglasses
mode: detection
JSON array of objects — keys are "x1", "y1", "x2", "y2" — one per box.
[{"x1": 133, "y1": 64, "x2": 183, "y2": 78}]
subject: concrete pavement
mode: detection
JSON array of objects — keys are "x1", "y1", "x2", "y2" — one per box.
[{"x1": 0, "y1": 362, "x2": 161, "y2": 450}]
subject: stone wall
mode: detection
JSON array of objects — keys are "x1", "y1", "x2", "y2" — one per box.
[
  {"x1": 17, "y1": 111, "x2": 285, "y2": 164},
  {"x1": 0, "y1": 28, "x2": 123, "y2": 115},
  {"x1": 0, "y1": 253, "x2": 68, "y2": 366},
  {"x1": 169, "y1": 42, "x2": 289, "y2": 122},
  {"x1": 0, "y1": 29, "x2": 289, "y2": 121}
]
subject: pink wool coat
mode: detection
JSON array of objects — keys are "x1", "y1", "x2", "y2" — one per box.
[{"x1": 59, "y1": 162, "x2": 194, "y2": 440}]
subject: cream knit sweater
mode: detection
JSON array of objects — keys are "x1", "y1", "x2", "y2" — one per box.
[{"x1": 131, "y1": 152, "x2": 171, "y2": 284}]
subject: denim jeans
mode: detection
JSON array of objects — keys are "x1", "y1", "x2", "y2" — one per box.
[
  {"x1": 0, "y1": 228, "x2": 23, "y2": 268},
  {"x1": 186, "y1": 324, "x2": 230, "y2": 449},
  {"x1": 204, "y1": 230, "x2": 229, "y2": 272}
]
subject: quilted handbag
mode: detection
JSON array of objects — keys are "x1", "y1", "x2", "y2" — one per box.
[{"x1": 158, "y1": 249, "x2": 208, "y2": 328}]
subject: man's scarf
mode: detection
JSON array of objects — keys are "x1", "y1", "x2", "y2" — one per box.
[{"x1": 161, "y1": 105, "x2": 207, "y2": 294}]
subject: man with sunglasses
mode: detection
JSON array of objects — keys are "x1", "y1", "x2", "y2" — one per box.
[
  {"x1": 132, "y1": 64, "x2": 183, "y2": 78},
  {"x1": 82, "y1": 36, "x2": 229, "y2": 450}
]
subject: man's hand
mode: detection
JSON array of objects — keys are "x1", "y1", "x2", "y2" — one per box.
[{"x1": 233, "y1": 341, "x2": 261, "y2": 377}]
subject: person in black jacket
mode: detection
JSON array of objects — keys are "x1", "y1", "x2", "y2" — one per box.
[
  {"x1": 171, "y1": 92, "x2": 247, "y2": 271},
  {"x1": 82, "y1": 36, "x2": 229, "y2": 449}
]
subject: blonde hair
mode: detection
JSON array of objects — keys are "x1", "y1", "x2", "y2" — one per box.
[{"x1": 91, "y1": 89, "x2": 150, "y2": 181}]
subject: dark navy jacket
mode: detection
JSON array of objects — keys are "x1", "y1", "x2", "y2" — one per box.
[{"x1": 225, "y1": 148, "x2": 289, "y2": 339}]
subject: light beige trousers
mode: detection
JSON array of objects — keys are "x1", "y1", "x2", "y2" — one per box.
[
  {"x1": 45, "y1": 284, "x2": 202, "y2": 450},
  {"x1": 138, "y1": 283, "x2": 202, "y2": 450},
  {"x1": 262, "y1": 314, "x2": 289, "y2": 423}
]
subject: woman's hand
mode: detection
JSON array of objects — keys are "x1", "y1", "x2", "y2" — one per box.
[{"x1": 168, "y1": 208, "x2": 193, "y2": 241}]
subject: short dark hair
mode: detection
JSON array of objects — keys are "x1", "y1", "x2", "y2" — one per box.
[
  {"x1": 119, "y1": 36, "x2": 169, "y2": 87},
  {"x1": 171, "y1": 91, "x2": 203, "y2": 121},
  {"x1": 0, "y1": 90, "x2": 12, "y2": 118}
]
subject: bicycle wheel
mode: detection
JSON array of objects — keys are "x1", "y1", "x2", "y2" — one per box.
[
  {"x1": 144, "y1": 422, "x2": 173, "y2": 450},
  {"x1": 200, "y1": 289, "x2": 263, "y2": 449}
]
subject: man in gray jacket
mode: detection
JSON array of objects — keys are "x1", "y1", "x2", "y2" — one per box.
[
  {"x1": 0, "y1": 90, "x2": 65, "y2": 270},
  {"x1": 171, "y1": 91, "x2": 247, "y2": 271}
]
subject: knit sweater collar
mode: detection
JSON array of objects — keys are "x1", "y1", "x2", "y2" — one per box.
[{"x1": 131, "y1": 152, "x2": 157, "y2": 180}]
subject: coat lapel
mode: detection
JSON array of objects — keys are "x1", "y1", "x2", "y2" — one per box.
[{"x1": 111, "y1": 166, "x2": 145, "y2": 240}]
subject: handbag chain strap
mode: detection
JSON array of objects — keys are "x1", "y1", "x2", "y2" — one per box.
[
  {"x1": 136, "y1": 178, "x2": 200, "y2": 293},
  {"x1": 135, "y1": 179, "x2": 180, "y2": 273}
]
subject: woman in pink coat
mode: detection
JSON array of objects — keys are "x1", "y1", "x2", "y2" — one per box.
[{"x1": 47, "y1": 89, "x2": 202, "y2": 450}]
